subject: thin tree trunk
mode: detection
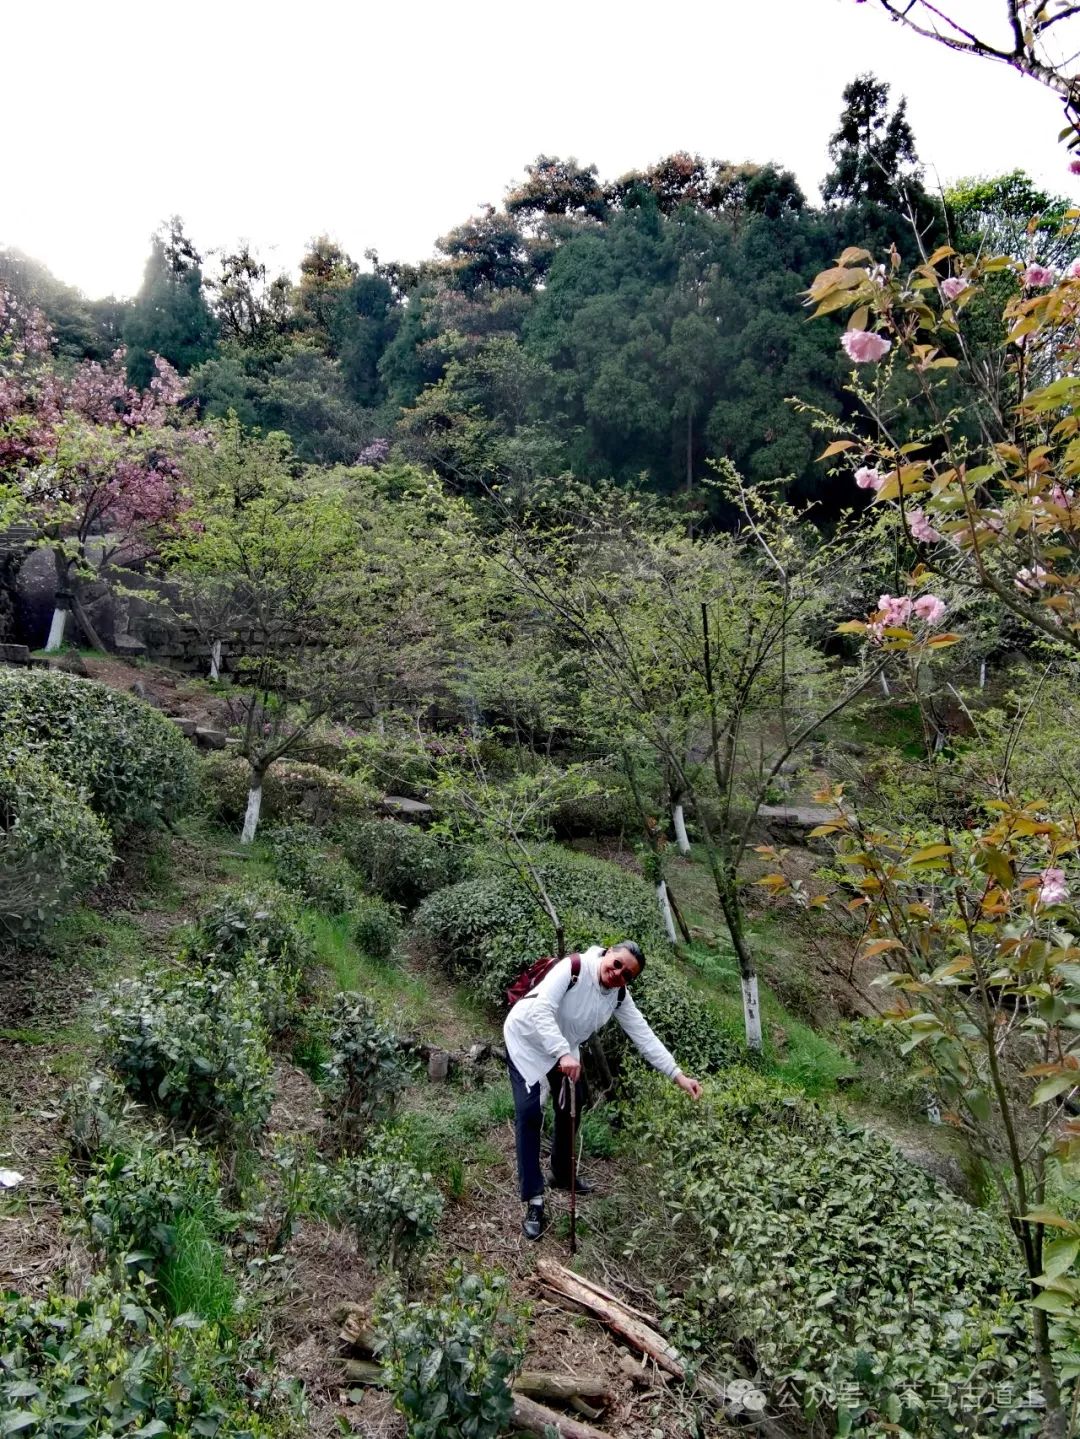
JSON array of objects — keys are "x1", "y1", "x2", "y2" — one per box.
[
  {"x1": 70, "y1": 590, "x2": 106, "y2": 654},
  {"x1": 657, "y1": 880, "x2": 677, "y2": 943},
  {"x1": 241, "y1": 766, "x2": 265, "y2": 844},
  {"x1": 672, "y1": 802, "x2": 691, "y2": 855},
  {"x1": 715, "y1": 869, "x2": 763, "y2": 1050},
  {"x1": 879, "y1": 669, "x2": 891, "y2": 697},
  {"x1": 664, "y1": 882, "x2": 693, "y2": 944},
  {"x1": 210, "y1": 638, "x2": 222, "y2": 681},
  {"x1": 44, "y1": 606, "x2": 67, "y2": 653},
  {"x1": 979, "y1": 659, "x2": 987, "y2": 690}
]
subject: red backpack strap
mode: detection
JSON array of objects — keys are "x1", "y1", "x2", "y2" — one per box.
[{"x1": 567, "y1": 953, "x2": 582, "y2": 991}]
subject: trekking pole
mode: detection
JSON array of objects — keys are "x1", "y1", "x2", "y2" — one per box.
[{"x1": 559, "y1": 1074, "x2": 578, "y2": 1256}]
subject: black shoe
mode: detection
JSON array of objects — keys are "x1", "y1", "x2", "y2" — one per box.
[
  {"x1": 522, "y1": 1201, "x2": 546, "y2": 1240},
  {"x1": 547, "y1": 1169, "x2": 595, "y2": 1194}
]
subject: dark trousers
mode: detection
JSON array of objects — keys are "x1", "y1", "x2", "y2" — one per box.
[{"x1": 507, "y1": 1055, "x2": 586, "y2": 1201}]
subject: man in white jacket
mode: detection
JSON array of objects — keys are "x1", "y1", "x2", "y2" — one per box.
[{"x1": 503, "y1": 940, "x2": 702, "y2": 1239}]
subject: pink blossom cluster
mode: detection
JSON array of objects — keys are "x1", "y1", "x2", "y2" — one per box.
[
  {"x1": 1038, "y1": 867, "x2": 1069, "y2": 906},
  {"x1": 1015, "y1": 566, "x2": 1048, "y2": 594},
  {"x1": 841, "y1": 329, "x2": 891, "y2": 364},
  {"x1": 941, "y1": 277, "x2": 969, "y2": 301},
  {"x1": 1023, "y1": 264, "x2": 1055, "y2": 289},
  {"x1": 908, "y1": 508, "x2": 940, "y2": 544},
  {"x1": 854, "y1": 466, "x2": 884, "y2": 492},
  {"x1": 866, "y1": 592, "x2": 946, "y2": 639}
]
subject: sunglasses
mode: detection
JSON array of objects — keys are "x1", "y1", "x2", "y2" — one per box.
[{"x1": 607, "y1": 954, "x2": 639, "y2": 980}]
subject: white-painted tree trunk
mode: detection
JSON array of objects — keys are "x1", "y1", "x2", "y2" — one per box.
[
  {"x1": 45, "y1": 606, "x2": 67, "y2": 653},
  {"x1": 879, "y1": 670, "x2": 891, "y2": 697},
  {"x1": 979, "y1": 659, "x2": 987, "y2": 691},
  {"x1": 657, "y1": 880, "x2": 677, "y2": 943},
  {"x1": 241, "y1": 782, "x2": 263, "y2": 845},
  {"x1": 741, "y1": 974, "x2": 763, "y2": 1051},
  {"x1": 672, "y1": 803, "x2": 691, "y2": 855},
  {"x1": 209, "y1": 639, "x2": 222, "y2": 682}
]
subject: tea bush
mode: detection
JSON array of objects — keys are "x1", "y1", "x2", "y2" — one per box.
[
  {"x1": 322, "y1": 992, "x2": 408, "y2": 1143},
  {"x1": 0, "y1": 749, "x2": 113, "y2": 939},
  {"x1": 200, "y1": 751, "x2": 373, "y2": 830},
  {"x1": 183, "y1": 882, "x2": 314, "y2": 979},
  {"x1": 328, "y1": 1137, "x2": 442, "y2": 1271},
  {"x1": 99, "y1": 971, "x2": 274, "y2": 1147},
  {"x1": 338, "y1": 817, "x2": 462, "y2": 909},
  {"x1": 61, "y1": 1070, "x2": 141, "y2": 1169},
  {"x1": 0, "y1": 668, "x2": 197, "y2": 835},
  {"x1": 413, "y1": 843, "x2": 668, "y2": 1005},
  {"x1": 264, "y1": 823, "x2": 359, "y2": 914},
  {"x1": 0, "y1": 1279, "x2": 291, "y2": 1437},
  {"x1": 70, "y1": 1137, "x2": 222, "y2": 1277},
  {"x1": 375, "y1": 1262, "x2": 524, "y2": 1439},
  {"x1": 617, "y1": 1071, "x2": 1045, "y2": 1437},
  {"x1": 351, "y1": 893, "x2": 402, "y2": 960}
]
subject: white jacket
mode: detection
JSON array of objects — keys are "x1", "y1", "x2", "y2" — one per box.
[{"x1": 503, "y1": 945, "x2": 682, "y2": 1090}]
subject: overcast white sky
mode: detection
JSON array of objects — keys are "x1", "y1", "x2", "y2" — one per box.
[{"x1": 5, "y1": 0, "x2": 1079, "y2": 299}]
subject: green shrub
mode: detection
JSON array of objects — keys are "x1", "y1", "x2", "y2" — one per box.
[
  {"x1": 322, "y1": 992, "x2": 408, "y2": 1144},
  {"x1": 617, "y1": 1070, "x2": 1044, "y2": 1437},
  {"x1": 61, "y1": 1071, "x2": 140, "y2": 1169},
  {"x1": 0, "y1": 1279, "x2": 291, "y2": 1438},
  {"x1": 339, "y1": 818, "x2": 462, "y2": 909},
  {"x1": 200, "y1": 751, "x2": 373, "y2": 830},
  {"x1": 264, "y1": 823, "x2": 359, "y2": 913},
  {"x1": 70, "y1": 1137, "x2": 221, "y2": 1278},
  {"x1": 183, "y1": 881, "x2": 314, "y2": 978},
  {"x1": 549, "y1": 773, "x2": 639, "y2": 838},
  {"x1": 413, "y1": 843, "x2": 667, "y2": 1005},
  {"x1": 0, "y1": 749, "x2": 113, "y2": 939},
  {"x1": 351, "y1": 893, "x2": 402, "y2": 960},
  {"x1": 375, "y1": 1263, "x2": 525, "y2": 1439},
  {"x1": 341, "y1": 726, "x2": 435, "y2": 796},
  {"x1": 0, "y1": 668, "x2": 196, "y2": 835},
  {"x1": 328, "y1": 1137, "x2": 442, "y2": 1271},
  {"x1": 99, "y1": 971, "x2": 274, "y2": 1147}
]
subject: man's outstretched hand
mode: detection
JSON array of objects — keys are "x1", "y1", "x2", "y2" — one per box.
[
  {"x1": 558, "y1": 1055, "x2": 582, "y2": 1082},
  {"x1": 676, "y1": 1073, "x2": 703, "y2": 1100}
]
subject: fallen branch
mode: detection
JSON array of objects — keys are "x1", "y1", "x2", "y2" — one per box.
[
  {"x1": 535, "y1": 1259, "x2": 682, "y2": 1377},
  {"x1": 511, "y1": 1392, "x2": 613, "y2": 1439},
  {"x1": 535, "y1": 1260, "x2": 796, "y2": 1439}
]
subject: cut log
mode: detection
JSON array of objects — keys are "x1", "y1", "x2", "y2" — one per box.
[
  {"x1": 343, "y1": 1358, "x2": 384, "y2": 1385},
  {"x1": 511, "y1": 1392, "x2": 613, "y2": 1439},
  {"x1": 338, "y1": 1312, "x2": 380, "y2": 1356},
  {"x1": 514, "y1": 1370, "x2": 613, "y2": 1407}
]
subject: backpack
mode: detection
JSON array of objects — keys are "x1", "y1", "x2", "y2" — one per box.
[{"x1": 505, "y1": 951, "x2": 625, "y2": 1008}]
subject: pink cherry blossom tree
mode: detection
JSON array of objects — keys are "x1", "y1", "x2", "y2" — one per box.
[{"x1": 0, "y1": 290, "x2": 191, "y2": 651}]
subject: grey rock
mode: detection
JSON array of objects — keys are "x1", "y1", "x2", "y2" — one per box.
[
  {"x1": 427, "y1": 1051, "x2": 450, "y2": 1083},
  {"x1": 170, "y1": 717, "x2": 198, "y2": 738},
  {"x1": 0, "y1": 643, "x2": 30, "y2": 666},
  {"x1": 195, "y1": 726, "x2": 228, "y2": 750},
  {"x1": 379, "y1": 795, "x2": 434, "y2": 823}
]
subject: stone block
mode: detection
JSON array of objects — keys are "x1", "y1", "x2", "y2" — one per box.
[{"x1": 195, "y1": 726, "x2": 228, "y2": 750}]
